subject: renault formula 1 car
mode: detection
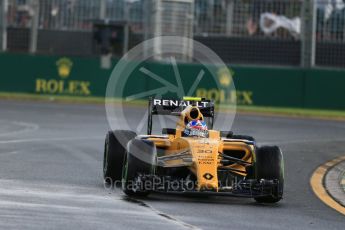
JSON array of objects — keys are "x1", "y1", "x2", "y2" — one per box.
[{"x1": 103, "y1": 97, "x2": 284, "y2": 203}]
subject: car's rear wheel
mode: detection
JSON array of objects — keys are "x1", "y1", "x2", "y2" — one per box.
[
  {"x1": 254, "y1": 146, "x2": 284, "y2": 203},
  {"x1": 122, "y1": 139, "x2": 156, "y2": 197},
  {"x1": 103, "y1": 130, "x2": 137, "y2": 185}
]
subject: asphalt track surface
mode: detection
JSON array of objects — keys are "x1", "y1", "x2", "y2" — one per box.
[{"x1": 0, "y1": 100, "x2": 345, "y2": 230}]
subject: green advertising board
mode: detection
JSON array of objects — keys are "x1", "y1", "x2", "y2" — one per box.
[
  {"x1": 0, "y1": 53, "x2": 111, "y2": 97},
  {"x1": 0, "y1": 53, "x2": 344, "y2": 110}
]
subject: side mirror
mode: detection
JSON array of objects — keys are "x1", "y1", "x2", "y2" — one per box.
[
  {"x1": 162, "y1": 128, "x2": 176, "y2": 135},
  {"x1": 220, "y1": 131, "x2": 233, "y2": 138}
]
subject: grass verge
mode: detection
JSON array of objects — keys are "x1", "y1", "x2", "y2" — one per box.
[{"x1": 1, "y1": 92, "x2": 345, "y2": 120}]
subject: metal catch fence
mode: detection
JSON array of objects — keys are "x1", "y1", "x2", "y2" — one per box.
[{"x1": 1, "y1": 0, "x2": 345, "y2": 68}]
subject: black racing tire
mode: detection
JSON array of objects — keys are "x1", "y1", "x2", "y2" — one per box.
[
  {"x1": 103, "y1": 130, "x2": 137, "y2": 185},
  {"x1": 122, "y1": 139, "x2": 156, "y2": 197},
  {"x1": 254, "y1": 146, "x2": 284, "y2": 203},
  {"x1": 232, "y1": 134, "x2": 256, "y2": 142}
]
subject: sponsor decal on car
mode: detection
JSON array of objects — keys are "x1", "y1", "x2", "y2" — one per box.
[
  {"x1": 203, "y1": 173, "x2": 214, "y2": 180},
  {"x1": 153, "y1": 99, "x2": 210, "y2": 108}
]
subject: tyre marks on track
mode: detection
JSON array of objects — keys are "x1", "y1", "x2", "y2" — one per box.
[{"x1": 124, "y1": 196, "x2": 201, "y2": 230}]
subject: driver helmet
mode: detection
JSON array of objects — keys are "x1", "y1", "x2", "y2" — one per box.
[{"x1": 184, "y1": 120, "x2": 208, "y2": 138}]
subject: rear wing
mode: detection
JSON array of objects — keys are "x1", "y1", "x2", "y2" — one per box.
[{"x1": 147, "y1": 97, "x2": 214, "y2": 135}]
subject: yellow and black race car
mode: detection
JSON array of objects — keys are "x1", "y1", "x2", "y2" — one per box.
[{"x1": 103, "y1": 97, "x2": 284, "y2": 203}]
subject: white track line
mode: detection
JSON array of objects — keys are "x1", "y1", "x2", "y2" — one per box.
[{"x1": 0, "y1": 120, "x2": 39, "y2": 137}]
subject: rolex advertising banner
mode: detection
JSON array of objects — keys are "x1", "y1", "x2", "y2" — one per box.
[
  {"x1": 0, "y1": 53, "x2": 111, "y2": 97},
  {"x1": 0, "y1": 53, "x2": 344, "y2": 110}
]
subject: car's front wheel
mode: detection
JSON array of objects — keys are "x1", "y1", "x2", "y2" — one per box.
[
  {"x1": 103, "y1": 130, "x2": 136, "y2": 185},
  {"x1": 122, "y1": 139, "x2": 156, "y2": 197},
  {"x1": 254, "y1": 146, "x2": 284, "y2": 203}
]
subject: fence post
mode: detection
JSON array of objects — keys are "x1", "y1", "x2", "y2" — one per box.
[
  {"x1": 29, "y1": 0, "x2": 40, "y2": 54},
  {"x1": 301, "y1": 0, "x2": 317, "y2": 68},
  {"x1": 99, "y1": 0, "x2": 106, "y2": 19},
  {"x1": 123, "y1": 1, "x2": 130, "y2": 55},
  {"x1": 153, "y1": 0, "x2": 162, "y2": 60},
  {"x1": 0, "y1": 0, "x2": 7, "y2": 52},
  {"x1": 143, "y1": 0, "x2": 150, "y2": 58},
  {"x1": 225, "y1": 0, "x2": 234, "y2": 36}
]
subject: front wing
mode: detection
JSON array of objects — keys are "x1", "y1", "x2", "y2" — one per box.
[{"x1": 131, "y1": 174, "x2": 282, "y2": 198}]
